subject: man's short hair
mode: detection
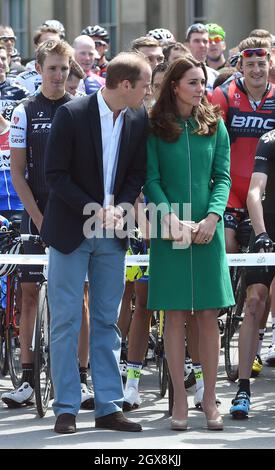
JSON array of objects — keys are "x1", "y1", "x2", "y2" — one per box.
[
  {"x1": 131, "y1": 36, "x2": 160, "y2": 51},
  {"x1": 163, "y1": 42, "x2": 189, "y2": 61},
  {"x1": 33, "y1": 25, "x2": 61, "y2": 46},
  {"x1": 68, "y1": 58, "x2": 85, "y2": 80},
  {"x1": 185, "y1": 23, "x2": 208, "y2": 42},
  {"x1": 106, "y1": 52, "x2": 149, "y2": 89},
  {"x1": 249, "y1": 29, "x2": 272, "y2": 41},
  {"x1": 36, "y1": 39, "x2": 73, "y2": 67}
]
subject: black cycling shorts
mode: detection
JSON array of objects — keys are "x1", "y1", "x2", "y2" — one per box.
[
  {"x1": 245, "y1": 213, "x2": 275, "y2": 289},
  {"x1": 18, "y1": 209, "x2": 45, "y2": 284}
]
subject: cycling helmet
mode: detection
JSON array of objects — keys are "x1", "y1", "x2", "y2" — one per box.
[
  {"x1": 0, "y1": 232, "x2": 21, "y2": 277},
  {"x1": 43, "y1": 20, "x2": 66, "y2": 39},
  {"x1": 147, "y1": 28, "x2": 175, "y2": 44},
  {"x1": 81, "y1": 25, "x2": 109, "y2": 43},
  {"x1": 125, "y1": 231, "x2": 147, "y2": 282},
  {"x1": 206, "y1": 23, "x2": 226, "y2": 40}
]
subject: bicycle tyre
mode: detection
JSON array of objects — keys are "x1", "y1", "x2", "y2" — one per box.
[
  {"x1": 0, "y1": 307, "x2": 8, "y2": 376},
  {"x1": 6, "y1": 275, "x2": 22, "y2": 387},
  {"x1": 34, "y1": 282, "x2": 51, "y2": 417},
  {"x1": 158, "y1": 355, "x2": 168, "y2": 397},
  {"x1": 224, "y1": 270, "x2": 246, "y2": 382}
]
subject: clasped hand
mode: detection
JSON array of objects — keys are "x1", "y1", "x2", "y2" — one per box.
[
  {"x1": 97, "y1": 205, "x2": 124, "y2": 230},
  {"x1": 192, "y1": 213, "x2": 219, "y2": 244}
]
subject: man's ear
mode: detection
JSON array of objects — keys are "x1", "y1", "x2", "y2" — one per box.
[{"x1": 35, "y1": 61, "x2": 42, "y2": 75}]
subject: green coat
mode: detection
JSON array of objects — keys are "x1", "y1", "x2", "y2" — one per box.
[{"x1": 144, "y1": 117, "x2": 235, "y2": 311}]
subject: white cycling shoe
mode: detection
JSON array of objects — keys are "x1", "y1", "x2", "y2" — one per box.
[
  {"x1": 123, "y1": 386, "x2": 141, "y2": 411},
  {"x1": 265, "y1": 344, "x2": 275, "y2": 366},
  {"x1": 1, "y1": 382, "x2": 34, "y2": 408},
  {"x1": 194, "y1": 387, "x2": 221, "y2": 409}
]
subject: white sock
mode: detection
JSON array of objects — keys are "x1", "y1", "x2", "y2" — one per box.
[
  {"x1": 125, "y1": 362, "x2": 142, "y2": 391},
  {"x1": 193, "y1": 363, "x2": 204, "y2": 391},
  {"x1": 257, "y1": 329, "x2": 266, "y2": 356}
]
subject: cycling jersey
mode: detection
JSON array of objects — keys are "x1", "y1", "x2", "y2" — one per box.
[
  {"x1": 9, "y1": 92, "x2": 71, "y2": 201},
  {"x1": 212, "y1": 78, "x2": 275, "y2": 208},
  {"x1": 15, "y1": 69, "x2": 42, "y2": 95},
  {"x1": 0, "y1": 122, "x2": 23, "y2": 211},
  {"x1": 253, "y1": 129, "x2": 275, "y2": 215},
  {"x1": 0, "y1": 79, "x2": 29, "y2": 114}
]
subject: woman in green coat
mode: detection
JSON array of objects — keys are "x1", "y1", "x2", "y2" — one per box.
[{"x1": 144, "y1": 56, "x2": 234, "y2": 431}]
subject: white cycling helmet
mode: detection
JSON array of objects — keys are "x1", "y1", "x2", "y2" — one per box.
[
  {"x1": 147, "y1": 28, "x2": 175, "y2": 45},
  {"x1": 43, "y1": 20, "x2": 66, "y2": 39}
]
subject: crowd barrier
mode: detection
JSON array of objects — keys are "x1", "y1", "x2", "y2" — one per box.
[{"x1": 1, "y1": 253, "x2": 275, "y2": 266}]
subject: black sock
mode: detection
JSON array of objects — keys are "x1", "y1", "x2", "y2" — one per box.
[
  {"x1": 79, "y1": 367, "x2": 88, "y2": 385},
  {"x1": 237, "y1": 379, "x2": 250, "y2": 397},
  {"x1": 21, "y1": 363, "x2": 34, "y2": 388}
]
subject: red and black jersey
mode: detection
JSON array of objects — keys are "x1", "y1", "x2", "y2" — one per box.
[{"x1": 212, "y1": 77, "x2": 275, "y2": 208}]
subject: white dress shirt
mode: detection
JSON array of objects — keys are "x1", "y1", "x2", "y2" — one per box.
[{"x1": 97, "y1": 89, "x2": 127, "y2": 207}]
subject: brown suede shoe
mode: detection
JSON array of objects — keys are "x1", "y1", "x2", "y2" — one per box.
[
  {"x1": 95, "y1": 411, "x2": 142, "y2": 432},
  {"x1": 54, "y1": 413, "x2": 76, "y2": 434}
]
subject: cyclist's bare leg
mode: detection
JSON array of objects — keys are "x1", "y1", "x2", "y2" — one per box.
[
  {"x1": 238, "y1": 284, "x2": 268, "y2": 379},
  {"x1": 196, "y1": 309, "x2": 220, "y2": 419},
  {"x1": 78, "y1": 282, "x2": 89, "y2": 368},
  {"x1": 127, "y1": 281, "x2": 151, "y2": 362},
  {"x1": 117, "y1": 281, "x2": 135, "y2": 342},
  {"x1": 164, "y1": 310, "x2": 188, "y2": 420},
  {"x1": 20, "y1": 282, "x2": 38, "y2": 363},
  {"x1": 225, "y1": 227, "x2": 239, "y2": 253}
]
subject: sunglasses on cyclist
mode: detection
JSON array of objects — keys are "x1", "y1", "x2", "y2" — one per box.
[
  {"x1": 241, "y1": 48, "x2": 269, "y2": 58},
  {"x1": 208, "y1": 36, "x2": 223, "y2": 44},
  {"x1": 0, "y1": 36, "x2": 16, "y2": 42},
  {"x1": 95, "y1": 40, "x2": 107, "y2": 47}
]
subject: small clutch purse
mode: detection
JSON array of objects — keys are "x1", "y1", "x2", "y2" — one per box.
[{"x1": 161, "y1": 220, "x2": 198, "y2": 240}]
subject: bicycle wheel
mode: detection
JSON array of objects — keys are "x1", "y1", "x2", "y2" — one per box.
[
  {"x1": 34, "y1": 282, "x2": 51, "y2": 417},
  {"x1": 6, "y1": 274, "x2": 22, "y2": 387},
  {"x1": 224, "y1": 269, "x2": 246, "y2": 382},
  {"x1": 158, "y1": 353, "x2": 168, "y2": 397},
  {"x1": 0, "y1": 307, "x2": 8, "y2": 376}
]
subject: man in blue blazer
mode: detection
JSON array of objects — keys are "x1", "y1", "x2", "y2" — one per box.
[{"x1": 41, "y1": 52, "x2": 151, "y2": 434}]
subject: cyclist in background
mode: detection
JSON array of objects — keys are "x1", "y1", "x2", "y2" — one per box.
[
  {"x1": 185, "y1": 23, "x2": 218, "y2": 93},
  {"x1": 73, "y1": 35, "x2": 105, "y2": 95},
  {"x1": 15, "y1": 25, "x2": 62, "y2": 95},
  {"x1": 206, "y1": 23, "x2": 227, "y2": 71},
  {"x1": 1, "y1": 40, "x2": 74, "y2": 408},
  {"x1": 81, "y1": 25, "x2": 110, "y2": 78},
  {"x1": 212, "y1": 36, "x2": 275, "y2": 254}
]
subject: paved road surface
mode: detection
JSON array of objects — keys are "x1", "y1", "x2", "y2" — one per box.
[{"x1": 0, "y1": 328, "x2": 274, "y2": 450}]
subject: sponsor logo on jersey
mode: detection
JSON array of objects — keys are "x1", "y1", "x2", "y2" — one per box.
[
  {"x1": 0, "y1": 151, "x2": 10, "y2": 170},
  {"x1": 231, "y1": 115, "x2": 275, "y2": 130},
  {"x1": 261, "y1": 130, "x2": 275, "y2": 143},
  {"x1": 13, "y1": 116, "x2": 19, "y2": 125},
  {"x1": 32, "y1": 123, "x2": 52, "y2": 131},
  {"x1": 10, "y1": 137, "x2": 25, "y2": 144}
]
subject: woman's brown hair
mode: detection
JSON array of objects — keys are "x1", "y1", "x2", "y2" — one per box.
[{"x1": 150, "y1": 55, "x2": 221, "y2": 142}]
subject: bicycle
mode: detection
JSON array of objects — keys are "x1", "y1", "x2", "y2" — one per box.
[{"x1": 223, "y1": 208, "x2": 252, "y2": 381}]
